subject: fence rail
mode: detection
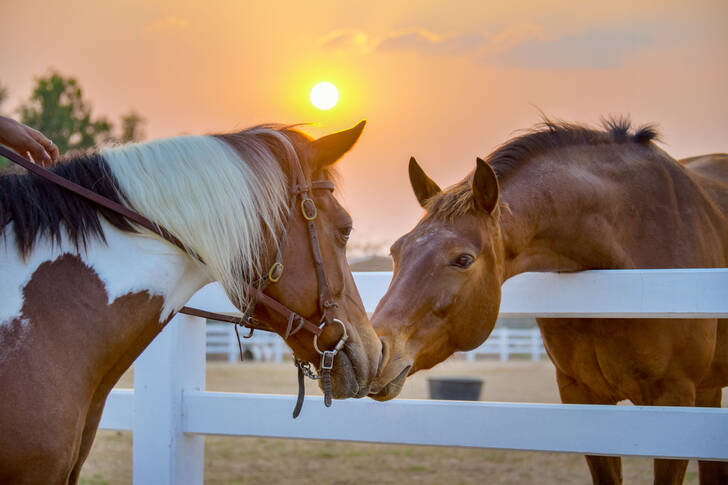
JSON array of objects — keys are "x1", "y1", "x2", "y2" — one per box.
[{"x1": 99, "y1": 269, "x2": 728, "y2": 485}]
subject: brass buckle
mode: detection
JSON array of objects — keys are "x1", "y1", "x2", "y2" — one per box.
[
  {"x1": 301, "y1": 198, "x2": 317, "y2": 221},
  {"x1": 268, "y1": 262, "x2": 284, "y2": 283}
]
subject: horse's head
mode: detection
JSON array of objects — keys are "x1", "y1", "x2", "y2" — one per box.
[
  {"x1": 370, "y1": 157, "x2": 503, "y2": 401},
  {"x1": 244, "y1": 122, "x2": 382, "y2": 399}
]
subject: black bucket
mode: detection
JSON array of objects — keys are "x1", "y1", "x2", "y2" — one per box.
[{"x1": 427, "y1": 377, "x2": 484, "y2": 401}]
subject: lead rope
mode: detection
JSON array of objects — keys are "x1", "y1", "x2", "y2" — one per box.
[{"x1": 293, "y1": 362, "x2": 306, "y2": 418}]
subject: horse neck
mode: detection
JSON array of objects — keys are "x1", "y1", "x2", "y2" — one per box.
[{"x1": 496, "y1": 144, "x2": 726, "y2": 280}]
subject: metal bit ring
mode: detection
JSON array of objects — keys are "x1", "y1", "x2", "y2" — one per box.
[{"x1": 313, "y1": 318, "x2": 348, "y2": 355}]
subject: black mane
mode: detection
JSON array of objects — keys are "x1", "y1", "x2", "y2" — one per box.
[
  {"x1": 487, "y1": 116, "x2": 660, "y2": 181},
  {"x1": 0, "y1": 153, "x2": 135, "y2": 256}
]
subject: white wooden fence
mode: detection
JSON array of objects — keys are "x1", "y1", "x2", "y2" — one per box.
[
  {"x1": 206, "y1": 323, "x2": 287, "y2": 362},
  {"x1": 99, "y1": 269, "x2": 728, "y2": 484},
  {"x1": 464, "y1": 327, "x2": 545, "y2": 361},
  {"x1": 206, "y1": 323, "x2": 544, "y2": 363}
]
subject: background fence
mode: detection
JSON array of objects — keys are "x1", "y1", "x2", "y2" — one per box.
[
  {"x1": 206, "y1": 323, "x2": 545, "y2": 362},
  {"x1": 99, "y1": 269, "x2": 728, "y2": 484}
]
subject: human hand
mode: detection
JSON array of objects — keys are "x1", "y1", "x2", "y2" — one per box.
[{"x1": 0, "y1": 116, "x2": 60, "y2": 166}]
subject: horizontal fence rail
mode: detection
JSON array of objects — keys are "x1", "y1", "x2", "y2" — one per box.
[
  {"x1": 98, "y1": 269, "x2": 728, "y2": 484},
  {"x1": 354, "y1": 269, "x2": 728, "y2": 317},
  {"x1": 102, "y1": 392, "x2": 728, "y2": 461}
]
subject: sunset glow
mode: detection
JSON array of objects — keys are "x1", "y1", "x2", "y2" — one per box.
[
  {"x1": 310, "y1": 82, "x2": 339, "y2": 110},
  {"x1": 1, "y1": 0, "x2": 726, "y2": 249}
]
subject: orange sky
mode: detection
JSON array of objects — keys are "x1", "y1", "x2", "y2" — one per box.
[{"x1": 2, "y1": 0, "x2": 727, "y2": 252}]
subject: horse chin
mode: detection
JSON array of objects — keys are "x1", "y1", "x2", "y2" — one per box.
[
  {"x1": 325, "y1": 350, "x2": 361, "y2": 399},
  {"x1": 368, "y1": 365, "x2": 411, "y2": 401}
]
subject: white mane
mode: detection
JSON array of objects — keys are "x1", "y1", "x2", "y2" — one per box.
[{"x1": 102, "y1": 129, "x2": 294, "y2": 310}]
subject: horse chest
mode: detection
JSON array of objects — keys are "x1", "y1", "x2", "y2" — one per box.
[{"x1": 537, "y1": 318, "x2": 690, "y2": 403}]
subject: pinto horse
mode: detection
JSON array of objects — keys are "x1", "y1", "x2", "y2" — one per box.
[
  {"x1": 0, "y1": 122, "x2": 382, "y2": 484},
  {"x1": 370, "y1": 119, "x2": 728, "y2": 484}
]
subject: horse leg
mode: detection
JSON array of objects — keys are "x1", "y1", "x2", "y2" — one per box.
[
  {"x1": 647, "y1": 382, "x2": 695, "y2": 485},
  {"x1": 696, "y1": 387, "x2": 728, "y2": 485},
  {"x1": 555, "y1": 370, "x2": 622, "y2": 485},
  {"x1": 67, "y1": 398, "x2": 106, "y2": 485}
]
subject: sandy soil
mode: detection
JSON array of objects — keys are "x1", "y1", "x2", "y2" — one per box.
[{"x1": 79, "y1": 358, "x2": 717, "y2": 484}]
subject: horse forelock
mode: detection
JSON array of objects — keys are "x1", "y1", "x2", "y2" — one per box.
[{"x1": 424, "y1": 116, "x2": 662, "y2": 221}]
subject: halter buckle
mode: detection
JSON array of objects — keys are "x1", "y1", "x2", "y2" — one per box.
[
  {"x1": 320, "y1": 350, "x2": 336, "y2": 370},
  {"x1": 301, "y1": 198, "x2": 318, "y2": 221},
  {"x1": 268, "y1": 262, "x2": 284, "y2": 283}
]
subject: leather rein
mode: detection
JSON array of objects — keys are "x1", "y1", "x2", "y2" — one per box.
[{"x1": 0, "y1": 144, "x2": 347, "y2": 417}]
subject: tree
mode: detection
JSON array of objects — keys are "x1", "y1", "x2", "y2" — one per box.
[
  {"x1": 0, "y1": 81, "x2": 9, "y2": 170},
  {"x1": 118, "y1": 110, "x2": 145, "y2": 143},
  {"x1": 0, "y1": 81, "x2": 7, "y2": 111},
  {"x1": 18, "y1": 71, "x2": 112, "y2": 153}
]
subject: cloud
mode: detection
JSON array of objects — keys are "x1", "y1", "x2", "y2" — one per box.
[
  {"x1": 145, "y1": 16, "x2": 189, "y2": 34},
  {"x1": 376, "y1": 29, "x2": 488, "y2": 55},
  {"x1": 318, "y1": 24, "x2": 651, "y2": 70},
  {"x1": 483, "y1": 23, "x2": 545, "y2": 55},
  {"x1": 319, "y1": 29, "x2": 369, "y2": 52},
  {"x1": 318, "y1": 27, "x2": 494, "y2": 56},
  {"x1": 489, "y1": 29, "x2": 652, "y2": 69}
]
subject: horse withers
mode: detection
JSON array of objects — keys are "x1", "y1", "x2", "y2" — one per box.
[
  {"x1": 0, "y1": 122, "x2": 382, "y2": 484},
  {"x1": 370, "y1": 119, "x2": 728, "y2": 485}
]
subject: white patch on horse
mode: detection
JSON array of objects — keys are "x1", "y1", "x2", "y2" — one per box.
[
  {"x1": 0, "y1": 221, "x2": 211, "y2": 327},
  {"x1": 414, "y1": 227, "x2": 458, "y2": 246}
]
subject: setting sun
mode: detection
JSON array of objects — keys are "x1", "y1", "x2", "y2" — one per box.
[{"x1": 310, "y1": 81, "x2": 339, "y2": 110}]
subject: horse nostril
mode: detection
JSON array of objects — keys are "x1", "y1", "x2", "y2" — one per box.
[{"x1": 376, "y1": 338, "x2": 387, "y2": 377}]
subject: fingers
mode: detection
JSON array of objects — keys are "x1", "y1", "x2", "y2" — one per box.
[
  {"x1": 28, "y1": 129, "x2": 59, "y2": 164},
  {"x1": 22, "y1": 136, "x2": 53, "y2": 167}
]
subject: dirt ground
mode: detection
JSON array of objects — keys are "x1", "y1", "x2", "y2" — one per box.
[{"x1": 78, "y1": 358, "x2": 721, "y2": 485}]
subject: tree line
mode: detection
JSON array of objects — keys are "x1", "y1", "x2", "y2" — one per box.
[{"x1": 1, "y1": 71, "x2": 145, "y2": 171}]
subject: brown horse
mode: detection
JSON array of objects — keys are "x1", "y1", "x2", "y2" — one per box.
[
  {"x1": 370, "y1": 119, "x2": 727, "y2": 484},
  {"x1": 0, "y1": 122, "x2": 382, "y2": 484}
]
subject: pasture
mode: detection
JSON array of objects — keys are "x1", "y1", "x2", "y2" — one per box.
[{"x1": 80, "y1": 358, "x2": 725, "y2": 484}]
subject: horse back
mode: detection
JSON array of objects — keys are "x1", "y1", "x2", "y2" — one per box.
[{"x1": 681, "y1": 154, "x2": 728, "y2": 217}]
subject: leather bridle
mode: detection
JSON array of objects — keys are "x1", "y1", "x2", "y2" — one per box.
[{"x1": 0, "y1": 143, "x2": 349, "y2": 417}]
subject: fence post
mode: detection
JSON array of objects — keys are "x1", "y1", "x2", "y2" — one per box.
[
  {"x1": 228, "y1": 325, "x2": 238, "y2": 363},
  {"x1": 133, "y1": 313, "x2": 206, "y2": 485},
  {"x1": 499, "y1": 327, "x2": 509, "y2": 361},
  {"x1": 530, "y1": 329, "x2": 540, "y2": 361},
  {"x1": 273, "y1": 339, "x2": 283, "y2": 363}
]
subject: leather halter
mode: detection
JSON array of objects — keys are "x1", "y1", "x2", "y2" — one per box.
[{"x1": 0, "y1": 144, "x2": 345, "y2": 359}]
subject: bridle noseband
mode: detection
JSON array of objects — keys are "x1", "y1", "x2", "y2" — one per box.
[{"x1": 0, "y1": 143, "x2": 349, "y2": 418}]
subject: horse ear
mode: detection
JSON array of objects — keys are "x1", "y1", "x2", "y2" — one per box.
[
  {"x1": 472, "y1": 157, "x2": 499, "y2": 214},
  {"x1": 409, "y1": 157, "x2": 442, "y2": 208},
  {"x1": 310, "y1": 120, "x2": 366, "y2": 169}
]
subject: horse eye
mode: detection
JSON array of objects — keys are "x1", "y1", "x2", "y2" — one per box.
[
  {"x1": 338, "y1": 225, "x2": 352, "y2": 242},
  {"x1": 450, "y1": 254, "x2": 475, "y2": 269}
]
